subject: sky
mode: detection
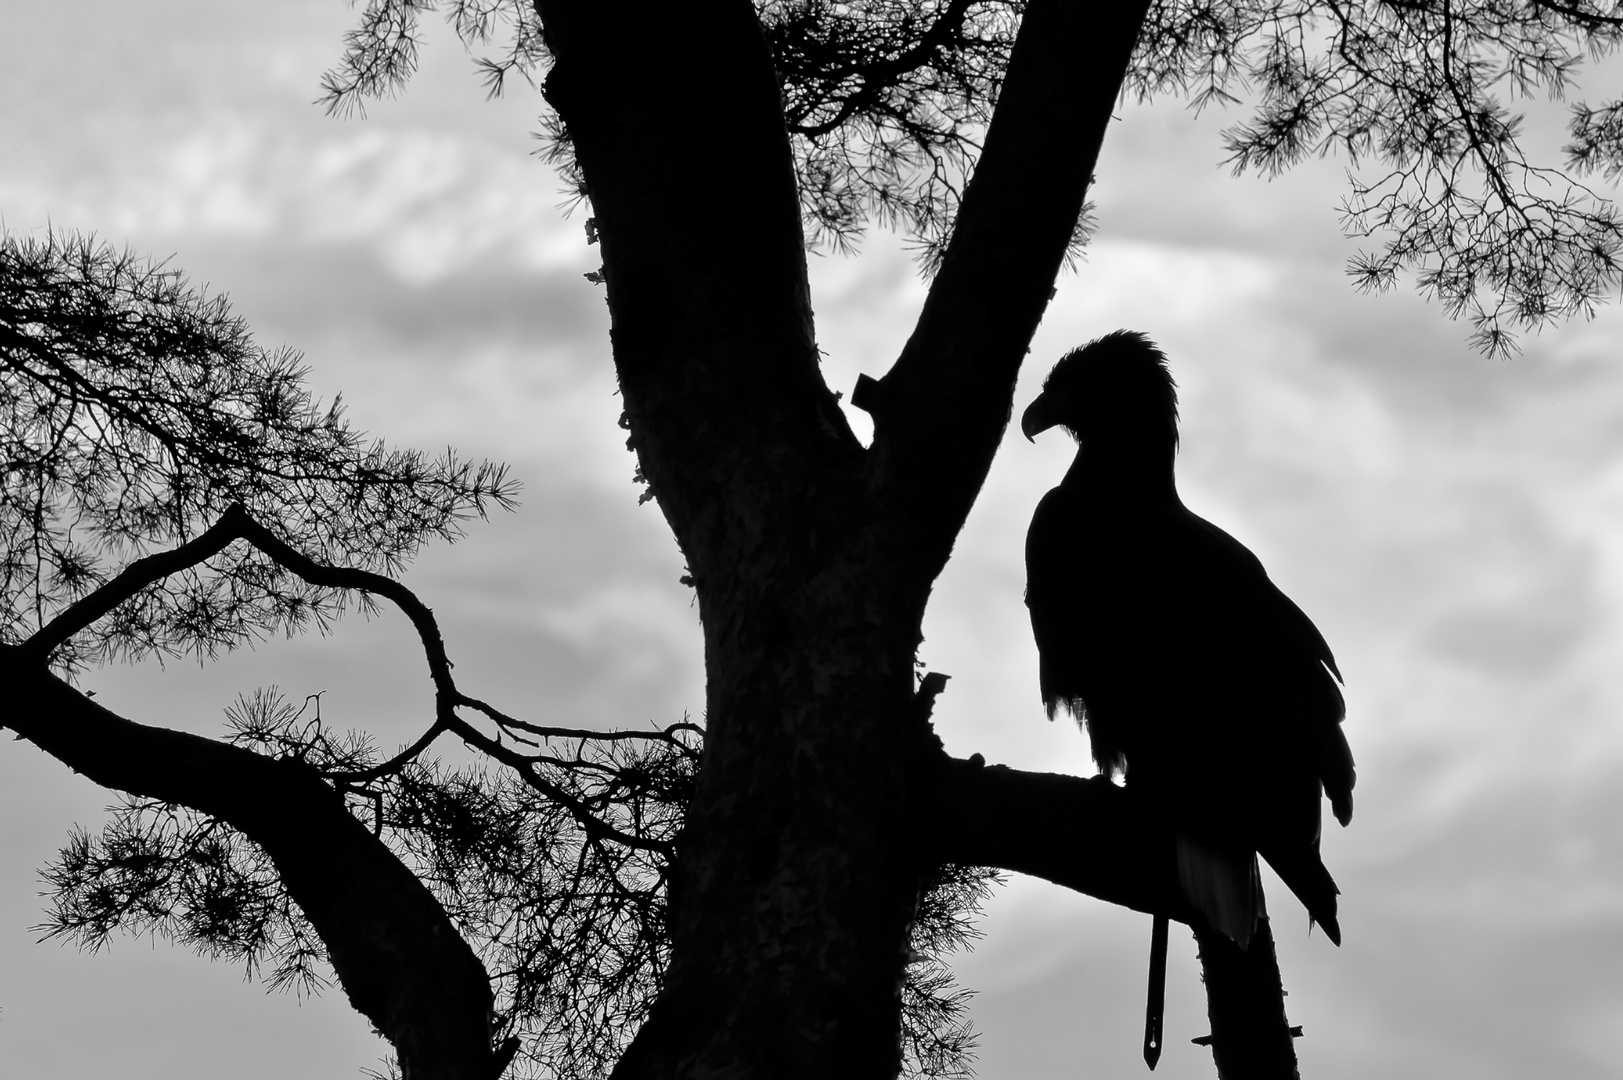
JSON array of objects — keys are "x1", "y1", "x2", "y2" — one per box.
[{"x1": 3, "y1": 3, "x2": 1623, "y2": 1079}]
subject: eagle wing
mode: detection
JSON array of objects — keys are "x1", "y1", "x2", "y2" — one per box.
[{"x1": 1025, "y1": 488, "x2": 1355, "y2": 938}]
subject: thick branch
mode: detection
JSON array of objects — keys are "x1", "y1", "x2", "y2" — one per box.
[
  {"x1": 538, "y1": 0, "x2": 864, "y2": 587},
  {"x1": 931, "y1": 756, "x2": 1193, "y2": 921},
  {"x1": 0, "y1": 653, "x2": 500, "y2": 1080},
  {"x1": 868, "y1": 0, "x2": 1153, "y2": 575},
  {"x1": 937, "y1": 754, "x2": 1305, "y2": 1079}
]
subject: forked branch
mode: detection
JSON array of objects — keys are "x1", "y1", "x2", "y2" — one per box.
[{"x1": 19, "y1": 503, "x2": 679, "y2": 852}]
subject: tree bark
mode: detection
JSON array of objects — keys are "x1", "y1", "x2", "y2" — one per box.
[
  {"x1": 870, "y1": 0, "x2": 1156, "y2": 573},
  {"x1": 0, "y1": 652, "x2": 501, "y2": 1080},
  {"x1": 535, "y1": 0, "x2": 1168, "y2": 1076},
  {"x1": 1195, "y1": 918, "x2": 1302, "y2": 1080}
]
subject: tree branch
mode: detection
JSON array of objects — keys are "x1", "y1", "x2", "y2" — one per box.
[
  {"x1": 936, "y1": 752, "x2": 1308, "y2": 1079},
  {"x1": 440, "y1": 710, "x2": 676, "y2": 854},
  {"x1": 538, "y1": 0, "x2": 865, "y2": 589},
  {"x1": 781, "y1": 0, "x2": 981, "y2": 138},
  {"x1": 22, "y1": 505, "x2": 253, "y2": 662},
  {"x1": 867, "y1": 0, "x2": 1154, "y2": 576},
  {"x1": 930, "y1": 754, "x2": 1194, "y2": 921},
  {"x1": 27, "y1": 503, "x2": 664, "y2": 854},
  {"x1": 0, "y1": 652, "x2": 501, "y2": 1080},
  {"x1": 1527, "y1": 0, "x2": 1623, "y2": 28}
]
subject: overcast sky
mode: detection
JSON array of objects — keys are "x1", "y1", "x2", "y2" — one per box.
[{"x1": 4, "y1": 3, "x2": 1623, "y2": 1079}]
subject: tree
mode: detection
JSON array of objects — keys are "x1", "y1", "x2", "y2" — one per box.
[{"x1": 5, "y1": 1, "x2": 1622, "y2": 1079}]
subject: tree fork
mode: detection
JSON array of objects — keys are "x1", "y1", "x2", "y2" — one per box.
[
  {"x1": 869, "y1": 0, "x2": 1156, "y2": 571},
  {"x1": 540, "y1": 3, "x2": 923, "y2": 1076},
  {"x1": 537, "y1": 0, "x2": 1301, "y2": 1074}
]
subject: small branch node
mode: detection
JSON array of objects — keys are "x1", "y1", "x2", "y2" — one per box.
[{"x1": 851, "y1": 372, "x2": 888, "y2": 417}]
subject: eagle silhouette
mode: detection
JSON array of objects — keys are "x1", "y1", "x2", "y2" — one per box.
[{"x1": 1022, "y1": 330, "x2": 1355, "y2": 1067}]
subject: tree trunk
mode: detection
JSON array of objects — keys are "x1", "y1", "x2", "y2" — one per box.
[
  {"x1": 1195, "y1": 918, "x2": 1302, "y2": 1080},
  {"x1": 536, "y1": 0, "x2": 1161, "y2": 1075}
]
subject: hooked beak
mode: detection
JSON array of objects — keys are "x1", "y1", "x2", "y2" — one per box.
[{"x1": 1021, "y1": 393, "x2": 1062, "y2": 443}]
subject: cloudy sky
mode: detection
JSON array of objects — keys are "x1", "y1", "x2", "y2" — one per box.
[{"x1": 4, "y1": 3, "x2": 1623, "y2": 1078}]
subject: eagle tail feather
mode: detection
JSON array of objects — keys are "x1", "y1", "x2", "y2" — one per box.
[
  {"x1": 1260, "y1": 843, "x2": 1343, "y2": 946},
  {"x1": 1175, "y1": 835, "x2": 1262, "y2": 950}
]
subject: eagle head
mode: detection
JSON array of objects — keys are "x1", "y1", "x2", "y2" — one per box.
[{"x1": 1020, "y1": 329, "x2": 1180, "y2": 448}]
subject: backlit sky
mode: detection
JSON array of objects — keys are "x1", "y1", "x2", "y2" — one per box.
[{"x1": 4, "y1": 4, "x2": 1623, "y2": 1078}]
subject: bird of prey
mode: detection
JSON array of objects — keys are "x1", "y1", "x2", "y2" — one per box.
[{"x1": 1021, "y1": 330, "x2": 1355, "y2": 1068}]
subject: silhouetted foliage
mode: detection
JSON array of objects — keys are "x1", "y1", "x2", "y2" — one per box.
[
  {"x1": 38, "y1": 687, "x2": 697, "y2": 1078},
  {"x1": 0, "y1": 231, "x2": 515, "y2": 672},
  {"x1": 37, "y1": 677, "x2": 996, "y2": 1079},
  {"x1": 1142, "y1": 0, "x2": 1623, "y2": 354},
  {"x1": 0, "y1": 238, "x2": 999, "y2": 1070},
  {"x1": 321, "y1": 0, "x2": 1621, "y2": 350},
  {"x1": 324, "y1": 0, "x2": 1079, "y2": 269},
  {"x1": 11, "y1": 0, "x2": 1623, "y2": 1077}
]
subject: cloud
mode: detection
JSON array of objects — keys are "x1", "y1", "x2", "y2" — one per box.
[
  {"x1": 9, "y1": 4, "x2": 1623, "y2": 1079},
  {"x1": 892, "y1": 228, "x2": 1623, "y2": 1077},
  {"x1": 4, "y1": 119, "x2": 588, "y2": 281}
]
